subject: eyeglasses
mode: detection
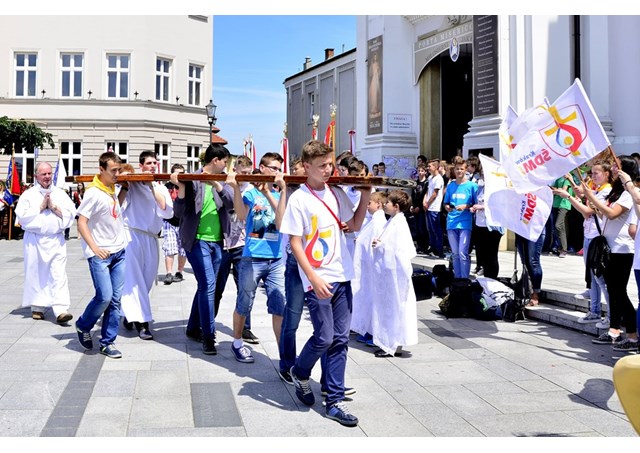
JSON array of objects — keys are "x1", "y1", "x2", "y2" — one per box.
[{"x1": 264, "y1": 165, "x2": 281, "y2": 172}]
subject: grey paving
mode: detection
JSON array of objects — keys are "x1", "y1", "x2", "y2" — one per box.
[{"x1": 0, "y1": 235, "x2": 638, "y2": 440}]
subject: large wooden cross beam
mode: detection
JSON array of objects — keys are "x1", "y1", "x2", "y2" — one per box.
[{"x1": 65, "y1": 173, "x2": 417, "y2": 189}]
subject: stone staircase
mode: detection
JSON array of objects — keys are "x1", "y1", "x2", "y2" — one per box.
[{"x1": 412, "y1": 261, "x2": 607, "y2": 337}]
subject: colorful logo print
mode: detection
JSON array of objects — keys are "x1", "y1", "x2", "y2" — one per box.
[
  {"x1": 541, "y1": 105, "x2": 586, "y2": 158},
  {"x1": 304, "y1": 215, "x2": 335, "y2": 268}
]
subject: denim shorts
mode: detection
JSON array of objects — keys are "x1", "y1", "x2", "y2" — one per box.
[{"x1": 235, "y1": 256, "x2": 286, "y2": 317}]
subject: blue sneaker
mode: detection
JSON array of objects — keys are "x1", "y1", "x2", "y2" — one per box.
[
  {"x1": 231, "y1": 343, "x2": 254, "y2": 363},
  {"x1": 75, "y1": 323, "x2": 93, "y2": 350},
  {"x1": 290, "y1": 366, "x2": 315, "y2": 406},
  {"x1": 326, "y1": 401, "x2": 358, "y2": 427},
  {"x1": 99, "y1": 344, "x2": 122, "y2": 359}
]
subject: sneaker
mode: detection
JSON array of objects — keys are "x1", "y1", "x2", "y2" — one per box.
[
  {"x1": 163, "y1": 273, "x2": 173, "y2": 285},
  {"x1": 596, "y1": 318, "x2": 610, "y2": 330},
  {"x1": 231, "y1": 343, "x2": 255, "y2": 363},
  {"x1": 173, "y1": 271, "x2": 184, "y2": 282},
  {"x1": 592, "y1": 332, "x2": 623, "y2": 345},
  {"x1": 75, "y1": 323, "x2": 93, "y2": 350},
  {"x1": 574, "y1": 289, "x2": 591, "y2": 300},
  {"x1": 202, "y1": 339, "x2": 217, "y2": 355},
  {"x1": 279, "y1": 369, "x2": 294, "y2": 385},
  {"x1": 576, "y1": 248, "x2": 584, "y2": 256},
  {"x1": 325, "y1": 401, "x2": 359, "y2": 427},
  {"x1": 559, "y1": 251, "x2": 567, "y2": 258},
  {"x1": 56, "y1": 313, "x2": 73, "y2": 324},
  {"x1": 241, "y1": 328, "x2": 260, "y2": 344},
  {"x1": 99, "y1": 344, "x2": 122, "y2": 359},
  {"x1": 137, "y1": 323, "x2": 153, "y2": 340},
  {"x1": 290, "y1": 366, "x2": 315, "y2": 406},
  {"x1": 321, "y1": 387, "x2": 356, "y2": 397},
  {"x1": 612, "y1": 339, "x2": 639, "y2": 353},
  {"x1": 31, "y1": 311, "x2": 45, "y2": 320},
  {"x1": 577, "y1": 312, "x2": 601, "y2": 324},
  {"x1": 356, "y1": 334, "x2": 372, "y2": 344}
]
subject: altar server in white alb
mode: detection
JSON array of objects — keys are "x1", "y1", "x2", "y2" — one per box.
[
  {"x1": 15, "y1": 162, "x2": 76, "y2": 324},
  {"x1": 119, "y1": 151, "x2": 173, "y2": 340},
  {"x1": 351, "y1": 191, "x2": 388, "y2": 342},
  {"x1": 367, "y1": 190, "x2": 418, "y2": 358}
]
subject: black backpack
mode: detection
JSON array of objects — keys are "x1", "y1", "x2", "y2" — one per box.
[
  {"x1": 433, "y1": 264, "x2": 454, "y2": 297},
  {"x1": 438, "y1": 278, "x2": 475, "y2": 318}
]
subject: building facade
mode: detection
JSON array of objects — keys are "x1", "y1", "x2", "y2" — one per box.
[
  {"x1": 287, "y1": 15, "x2": 640, "y2": 177},
  {"x1": 284, "y1": 48, "x2": 357, "y2": 164},
  {"x1": 0, "y1": 15, "x2": 214, "y2": 183}
]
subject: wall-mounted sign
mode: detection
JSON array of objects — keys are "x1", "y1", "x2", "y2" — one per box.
[
  {"x1": 472, "y1": 15, "x2": 499, "y2": 117},
  {"x1": 387, "y1": 114, "x2": 412, "y2": 133},
  {"x1": 368, "y1": 35, "x2": 383, "y2": 135}
]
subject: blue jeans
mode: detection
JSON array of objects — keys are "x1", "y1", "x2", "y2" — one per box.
[
  {"x1": 292, "y1": 281, "x2": 352, "y2": 407},
  {"x1": 447, "y1": 228, "x2": 471, "y2": 278},
  {"x1": 235, "y1": 256, "x2": 286, "y2": 317},
  {"x1": 516, "y1": 232, "x2": 545, "y2": 292},
  {"x1": 77, "y1": 249, "x2": 126, "y2": 347},
  {"x1": 185, "y1": 239, "x2": 223, "y2": 341},
  {"x1": 584, "y1": 237, "x2": 609, "y2": 315},
  {"x1": 426, "y1": 211, "x2": 443, "y2": 254},
  {"x1": 214, "y1": 246, "x2": 250, "y2": 330},
  {"x1": 279, "y1": 252, "x2": 305, "y2": 372}
]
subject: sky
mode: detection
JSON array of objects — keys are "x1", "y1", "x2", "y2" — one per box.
[{"x1": 213, "y1": 16, "x2": 357, "y2": 159}]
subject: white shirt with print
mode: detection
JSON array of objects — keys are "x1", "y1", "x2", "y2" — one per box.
[{"x1": 280, "y1": 184, "x2": 355, "y2": 292}]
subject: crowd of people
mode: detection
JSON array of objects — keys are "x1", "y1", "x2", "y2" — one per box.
[{"x1": 12, "y1": 141, "x2": 640, "y2": 428}]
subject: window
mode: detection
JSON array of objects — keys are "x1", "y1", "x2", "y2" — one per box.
[
  {"x1": 60, "y1": 141, "x2": 83, "y2": 176},
  {"x1": 188, "y1": 64, "x2": 203, "y2": 106},
  {"x1": 154, "y1": 143, "x2": 170, "y2": 172},
  {"x1": 13, "y1": 147, "x2": 36, "y2": 184},
  {"x1": 15, "y1": 53, "x2": 37, "y2": 97},
  {"x1": 107, "y1": 54, "x2": 129, "y2": 98},
  {"x1": 106, "y1": 142, "x2": 129, "y2": 163},
  {"x1": 186, "y1": 145, "x2": 201, "y2": 173},
  {"x1": 155, "y1": 58, "x2": 171, "y2": 102},
  {"x1": 61, "y1": 53, "x2": 83, "y2": 97},
  {"x1": 308, "y1": 92, "x2": 316, "y2": 123}
]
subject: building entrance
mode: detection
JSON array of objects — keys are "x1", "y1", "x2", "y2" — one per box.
[{"x1": 420, "y1": 43, "x2": 473, "y2": 163}]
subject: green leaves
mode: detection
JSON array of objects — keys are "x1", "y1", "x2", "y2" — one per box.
[{"x1": 0, "y1": 116, "x2": 55, "y2": 155}]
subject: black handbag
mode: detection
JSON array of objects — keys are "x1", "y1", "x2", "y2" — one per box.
[{"x1": 586, "y1": 215, "x2": 611, "y2": 278}]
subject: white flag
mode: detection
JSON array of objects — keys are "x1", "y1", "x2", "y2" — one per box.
[
  {"x1": 53, "y1": 156, "x2": 68, "y2": 190},
  {"x1": 503, "y1": 79, "x2": 610, "y2": 193},
  {"x1": 480, "y1": 154, "x2": 552, "y2": 242}
]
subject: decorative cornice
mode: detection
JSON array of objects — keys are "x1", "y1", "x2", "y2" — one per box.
[{"x1": 403, "y1": 15, "x2": 433, "y2": 25}]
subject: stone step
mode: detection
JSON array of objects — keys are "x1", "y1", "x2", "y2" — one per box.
[{"x1": 412, "y1": 262, "x2": 609, "y2": 337}]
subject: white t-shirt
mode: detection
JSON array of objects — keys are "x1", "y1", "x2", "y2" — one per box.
[
  {"x1": 601, "y1": 190, "x2": 634, "y2": 254},
  {"x1": 426, "y1": 174, "x2": 444, "y2": 212},
  {"x1": 76, "y1": 186, "x2": 127, "y2": 258},
  {"x1": 280, "y1": 184, "x2": 355, "y2": 292},
  {"x1": 583, "y1": 186, "x2": 611, "y2": 239}
]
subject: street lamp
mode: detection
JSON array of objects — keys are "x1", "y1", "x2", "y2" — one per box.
[{"x1": 205, "y1": 99, "x2": 217, "y2": 143}]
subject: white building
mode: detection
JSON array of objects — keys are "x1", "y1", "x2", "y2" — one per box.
[
  {"x1": 0, "y1": 15, "x2": 214, "y2": 183},
  {"x1": 286, "y1": 15, "x2": 640, "y2": 177}
]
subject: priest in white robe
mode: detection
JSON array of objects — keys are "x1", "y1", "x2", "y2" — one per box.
[
  {"x1": 119, "y1": 152, "x2": 173, "y2": 340},
  {"x1": 15, "y1": 162, "x2": 76, "y2": 323}
]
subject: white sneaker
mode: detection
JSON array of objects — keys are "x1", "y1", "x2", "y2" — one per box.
[
  {"x1": 596, "y1": 317, "x2": 610, "y2": 329},
  {"x1": 574, "y1": 289, "x2": 591, "y2": 300}
]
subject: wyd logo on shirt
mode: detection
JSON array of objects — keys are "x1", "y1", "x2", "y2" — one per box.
[{"x1": 305, "y1": 215, "x2": 335, "y2": 268}]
